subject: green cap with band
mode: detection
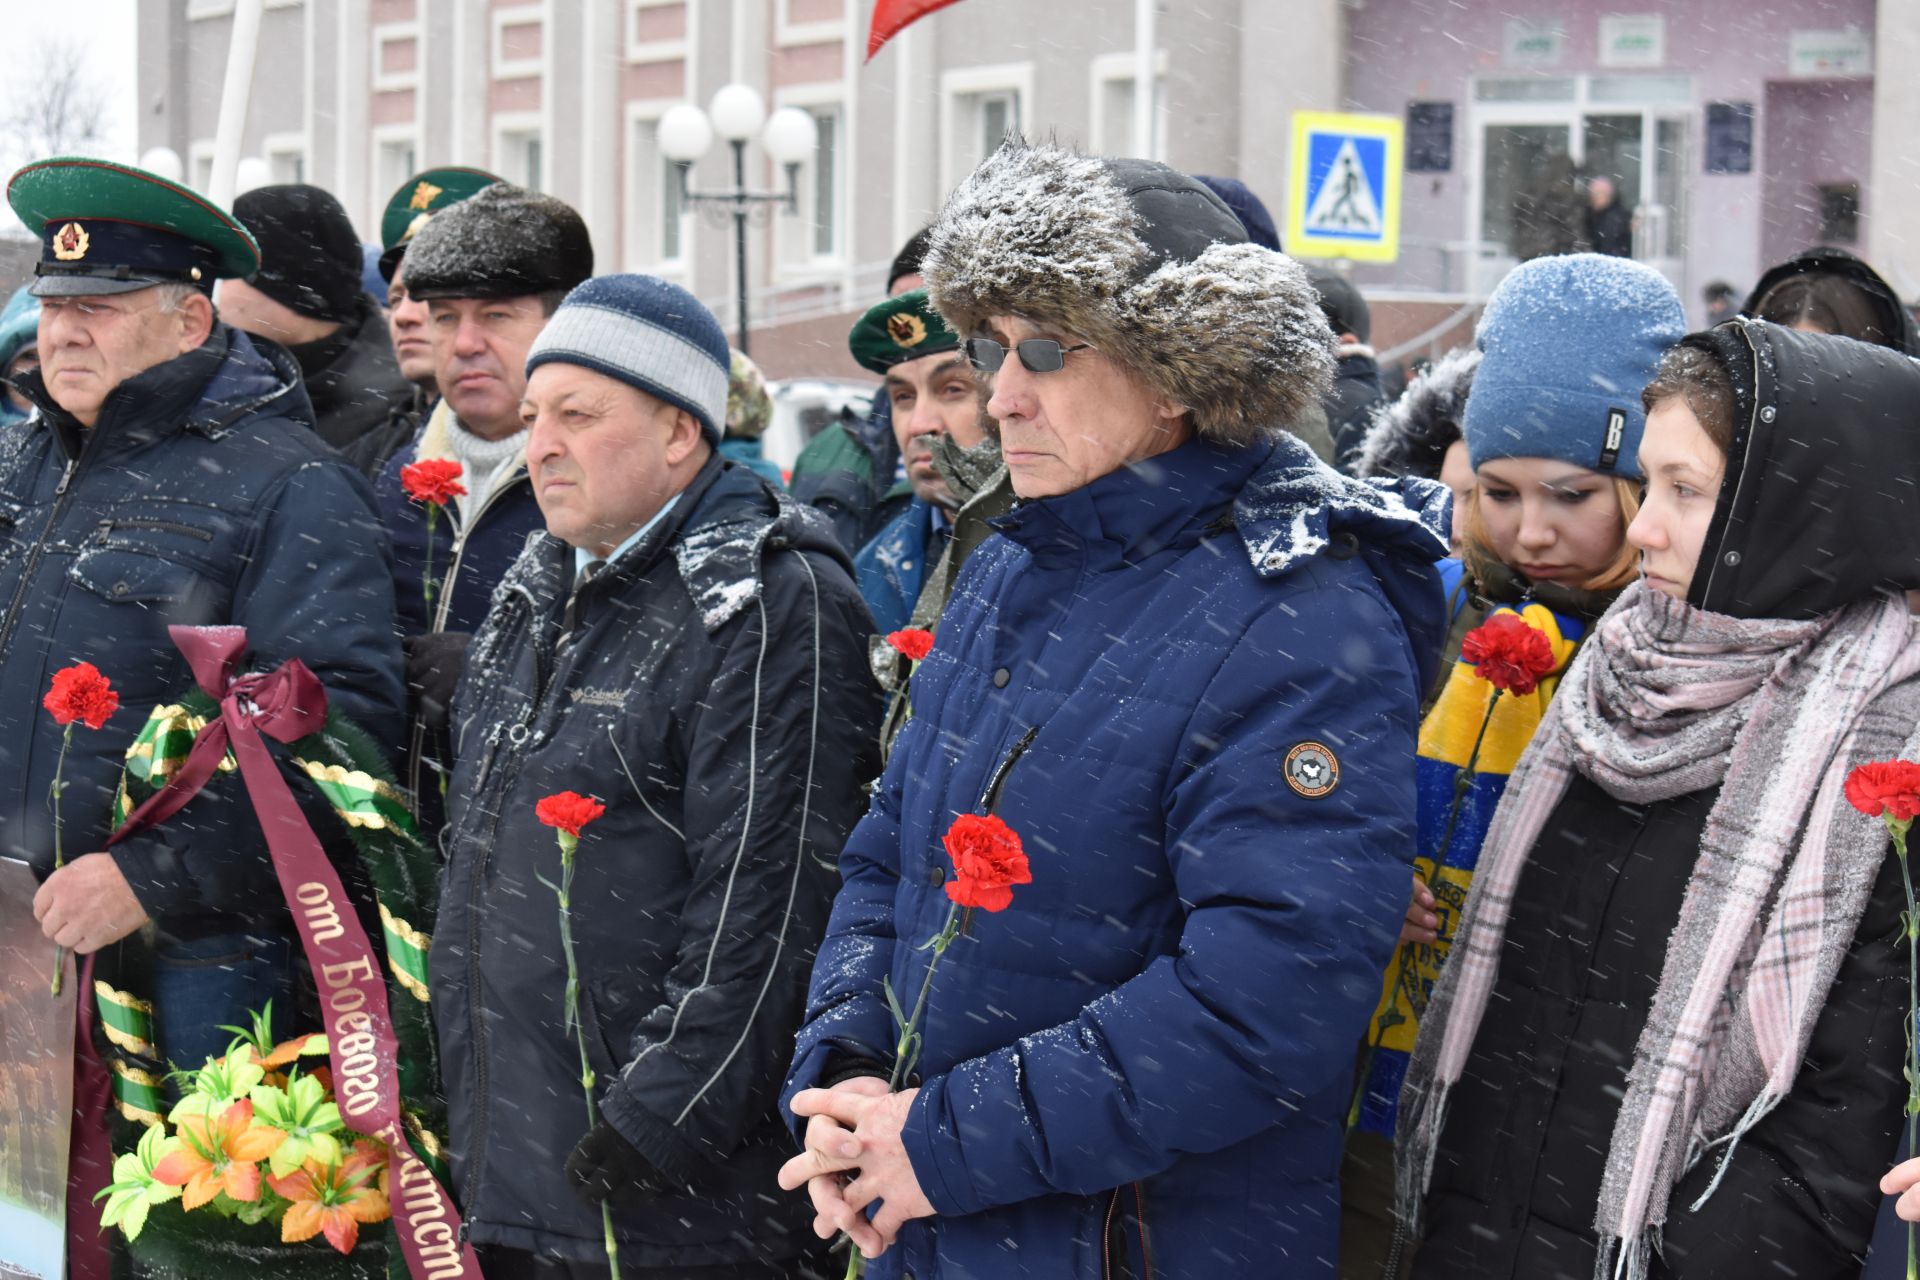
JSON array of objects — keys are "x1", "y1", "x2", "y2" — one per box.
[
  {"x1": 9, "y1": 156, "x2": 261, "y2": 297},
  {"x1": 378, "y1": 165, "x2": 503, "y2": 280},
  {"x1": 848, "y1": 289, "x2": 959, "y2": 375}
]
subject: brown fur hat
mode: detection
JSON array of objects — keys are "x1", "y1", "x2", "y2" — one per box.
[{"x1": 922, "y1": 138, "x2": 1335, "y2": 445}]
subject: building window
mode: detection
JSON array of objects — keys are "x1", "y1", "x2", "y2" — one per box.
[
  {"x1": 377, "y1": 138, "x2": 417, "y2": 204},
  {"x1": 810, "y1": 108, "x2": 839, "y2": 258},
  {"x1": 1819, "y1": 182, "x2": 1860, "y2": 243},
  {"x1": 775, "y1": 100, "x2": 844, "y2": 270},
  {"x1": 940, "y1": 66, "x2": 1033, "y2": 192},
  {"x1": 497, "y1": 126, "x2": 543, "y2": 192},
  {"x1": 661, "y1": 159, "x2": 685, "y2": 262},
  {"x1": 1089, "y1": 53, "x2": 1167, "y2": 158}
]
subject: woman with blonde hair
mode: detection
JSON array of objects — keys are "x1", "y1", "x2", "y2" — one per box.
[{"x1": 1343, "y1": 255, "x2": 1686, "y2": 1280}]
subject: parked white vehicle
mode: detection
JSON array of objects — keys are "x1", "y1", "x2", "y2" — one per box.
[{"x1": 760, "y1": 378, "x2": 877, "y2": 476}]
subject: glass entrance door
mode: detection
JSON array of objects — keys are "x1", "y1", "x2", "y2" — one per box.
[{"x1": 1473, "y1": 79, "x2": 1691, "y2": 292}]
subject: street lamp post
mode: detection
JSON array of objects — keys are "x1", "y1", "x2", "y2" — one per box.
[{"x1": 658, "y1": 86, "x2": 819, "y2": 356}]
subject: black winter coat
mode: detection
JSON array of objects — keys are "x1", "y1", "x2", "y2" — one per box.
[
  {"x1": 1327, "y1": 352, "x2": 1387, "y2": 469},
  {"x1": 285, "y1": 296, "x2": 417, "y2": 453},
  {"x1": 0, "y1": 328, "x2": 406, "y2": 937},
  {"x1": 1415, "y1": 774, "x2": 1909, "y2": 1279},
  {"x1": 431, "y1": 453, "x2": 882, "y2": 1266}
]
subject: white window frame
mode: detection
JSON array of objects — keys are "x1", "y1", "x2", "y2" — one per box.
[
  {"x1": 492, "y1": 111, "x2": 547, "y2": 192},
  {"x1": 623, "y1": 100, "x2": 693, "y2": 279},
  {"x1": 188, "y1": 139, "x2": 217, "y2": 195},
  {"x1": 939, "y1": 62, "x2": 1034, "y2": 194},
  {"x1": 372, "y1": 21, "x2": 422, "y2": 93},
  {"x1": 772, "y1": 83, "x2": 849, "y2": 280},
  {"x1": 370, "y1": 125, "x2": 420, "y2": 228},
  {"x1": 261, "y1": 131, "x2": 309, "y2": 185},
  {"x1": 491, "y1": 3, "x2": 545, "y2": 81},
  {"x1": 1087, "y1": 51, "x2": 1168, "y2": 158},
  {"x1": 188, "y1": 0, "x2": 298, "y2": 15},
  {"x1": 775, "y1": 0, "x2": 842, "y2": 47},
  {"x1": 626, "y1": 0, "x2": 694, "y2": 64}
]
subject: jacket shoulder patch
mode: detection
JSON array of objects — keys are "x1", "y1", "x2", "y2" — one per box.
[{"x1": 1284, "y1": 741, "x2": 1339, "y2": 798}]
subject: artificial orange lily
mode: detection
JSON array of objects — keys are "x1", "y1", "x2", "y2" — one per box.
[
  {"x1": 150, "y1": 1098, "x2": 286, "y2": 1209},
  {"x1": 268, "y1": 1147, "x2": 391, "y2": 1255}
]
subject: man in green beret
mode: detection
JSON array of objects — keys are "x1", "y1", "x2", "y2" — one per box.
[
  {"x1": 0, "y1": 157, "x2": 404, "y2": 1067},
  {"x1": 346, "y1": 165, "x2": 503, "y2": 476},
  {"x1": 847, "y1": 287, "x2": 995, "y2": 635}
]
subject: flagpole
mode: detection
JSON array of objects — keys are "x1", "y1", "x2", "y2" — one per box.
[
  {"x1": 207, "y1": 0, "x2": 265, "y2": 207},
  {"x1": 1134, "y1": 0, "x2": 1155, "y2": 158}
]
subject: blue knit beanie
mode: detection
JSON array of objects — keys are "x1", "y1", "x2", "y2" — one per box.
[
  {"x1": 525, "y1": 274, "x2": 731, "y2": 440},
  {"x1": 1464, "y1": 253, "x2": 1685, "y2": 480}
]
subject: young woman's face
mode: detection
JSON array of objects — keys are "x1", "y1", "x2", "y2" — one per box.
[
  {"x1": 1438, "y1": 438, "x2": 1475, "y2": 556},
  {"x1": 1628, "y1": 399, "x2": 1726, "y2": 600},
  {"x1": 1474, "y1": 456, "x2": 1626, "y2": 588}
]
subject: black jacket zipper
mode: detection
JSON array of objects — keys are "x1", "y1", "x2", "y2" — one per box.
[
  {"x1": 94, "y1": 517, "x2": 215, "y2": 544},
  {"x1": 454, "y1": 583, "x2": 552, "y2": 1225},
  {"x1": 0, "y1": 436, "x2": 90, "y2": 657}
]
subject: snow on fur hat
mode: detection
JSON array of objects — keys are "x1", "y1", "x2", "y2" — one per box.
[
  {"x1": 922, "y1": 138, "x2": 1334, "y2": 445},
  {"x1": 1464, "y1": 253, "x2": 1685, "y2": 480},
  {"x1": 402, "y1": 182, "x2": 593, "y2": 301}
]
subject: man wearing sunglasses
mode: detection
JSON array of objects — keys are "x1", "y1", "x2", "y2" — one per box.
[{"x1": 845, "y1": 289, "x2": 994, "y2": 635}]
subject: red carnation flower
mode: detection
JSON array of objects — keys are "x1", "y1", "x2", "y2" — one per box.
[
  {"x1": 887, "y1": 629, "x2": 935, "y2": 662},
  {"x1": 400, "y1": 459, "x2": 467, "y2": 507},
  {"x1": 1460, "y1": 613, "x2": 1558, "y2": 696},
  {"x1": 535, "y1": 791, "x2": 607, "y2": 838},
  {"x1": 942, "y1": 813, "x2": 1030, "y2": 913},
  {"x1": 43, "y1": 662, "x2": 118, "y2": 730},
  {"x1": 1845, "y1": 760, "x2": 1920, "y2": 825}
]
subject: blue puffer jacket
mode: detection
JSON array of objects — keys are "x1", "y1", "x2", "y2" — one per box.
[
  {"x1": 0, "y1": 327, "x2": 405, "y2": 937},
  {"x1": 854, "y1": 496, "x2": 946, "y2": 636},
  {"x1": 786, "y1": 433, "x2": 1450, "y2": 1279}
]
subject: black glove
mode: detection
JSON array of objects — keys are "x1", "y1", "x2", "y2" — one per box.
[
  {"x1": 404, "y1": 631, "x2": 471, "y2": 735},
  {"x1": 565, "y1": 1121, "x2": 671, "y2": 1210}
]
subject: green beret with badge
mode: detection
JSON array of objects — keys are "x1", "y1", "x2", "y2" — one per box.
[
  {"x1": 378, "y1": 165, "x2": 503, "y2": 281},
  {"x1": 8, "y1": 156, "x2": 261, "y2": 297},
  {"x1": 848, "y1": 288, "x2": 958, "y2": 375}
]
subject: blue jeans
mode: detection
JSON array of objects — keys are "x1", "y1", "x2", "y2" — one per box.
[{"x1": 150, "y1": 929, "x2": 299, "y2": 1074}]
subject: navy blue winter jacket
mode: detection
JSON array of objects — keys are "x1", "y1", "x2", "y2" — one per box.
[
  {"x1": 373, "y1": 399, "x2": 546, "y2": 638},
  {"x1": 0, "y1": 327, "x2": 405, "y2": 938},
  {"x1": 786, "y1": 433, "x2": 1450, "y2": 1278}
]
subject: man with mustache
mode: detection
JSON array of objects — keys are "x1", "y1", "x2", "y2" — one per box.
[
  {"x1": 432, "y1": 274, "x2": 880, "y2": 1277},
  {"x1": 846, "y1": 289, "x2": 993, "y2": 634},
  {"x1": 368, "y1": 181, "x2": 587, "y2": 823}
]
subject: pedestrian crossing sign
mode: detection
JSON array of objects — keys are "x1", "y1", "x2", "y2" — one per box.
[{"x1": 1286, "y1": 111, "x2": 1403, "y2": 263}]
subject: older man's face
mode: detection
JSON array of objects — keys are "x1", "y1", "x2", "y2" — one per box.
[
  {"x1": 38, "y1": 288, "x2": 206, "y2": 427},
  {"x1": 522, "y1": 361, "x2": 705, "y2": 559}
]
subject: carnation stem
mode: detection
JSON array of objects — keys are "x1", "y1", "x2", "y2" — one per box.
[
  {"x1": 49, "y1": 722, "x2": 72, "y2": 997},
  {"x1": 836, "y1": 901, "x2": 964, "y2": 1279},
  {"x1": 1892, "y1": 821, "x2": 1917, "y2": 1280},
  {"x1": 1347, "y1": 688, "x2": 1503, "y2": 1133},
  {"x1": 553, "y1": 830, "x2": 621, "y2": 1280},
  {"x1": 422, "y1": 504, "x2": 439, "y2": 612}
]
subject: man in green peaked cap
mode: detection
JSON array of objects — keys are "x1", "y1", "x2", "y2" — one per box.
[
  {"x1": 845, "y1": 287, "x2": 994, "y2": 635},
  {"x1": 0, "y1": 156, "x2": 405, "y2": 1070},
  {"x1": 350, "y1": 167, "x2": 506, "y2": 477}
]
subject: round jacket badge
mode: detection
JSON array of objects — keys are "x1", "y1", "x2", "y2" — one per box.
[{"x1": 1284, "y1": 742, "x2": 1339, "y2": 798}]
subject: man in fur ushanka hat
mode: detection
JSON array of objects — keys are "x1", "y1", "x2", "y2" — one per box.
[
  {"x1": 921, "y1": 139, "x2": 1339, "y2": 450},
  {"x1": 779, "y1": 138, "x2": 1454, "y2": 1279}
]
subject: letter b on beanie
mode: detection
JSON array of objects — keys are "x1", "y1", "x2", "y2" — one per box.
[{"x1": 1464, "y1": 253, "x2": 1686, "y2": 480}]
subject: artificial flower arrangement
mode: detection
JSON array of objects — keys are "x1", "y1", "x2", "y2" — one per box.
[{"x1": 98, "y1": 1005, "x2": 392, "y2": 1262}]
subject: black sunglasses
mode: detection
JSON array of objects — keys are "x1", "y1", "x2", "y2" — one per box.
[{"x1": 963, "y1": 337, "x2": 1093, "y2": 374}]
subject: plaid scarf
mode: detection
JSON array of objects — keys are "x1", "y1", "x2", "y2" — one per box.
[{"x1": 1396, "y1": 581, "x2": 1920, "y2": 1280}]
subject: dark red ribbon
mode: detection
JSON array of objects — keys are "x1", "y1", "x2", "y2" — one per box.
[{"x1": 107, "y1": 626, "x2": 481, "y2": 1279}]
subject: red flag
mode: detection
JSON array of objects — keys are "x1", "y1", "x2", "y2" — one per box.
[{"x1": 867, "y1": 0, "x2": 964, "y2": 60}]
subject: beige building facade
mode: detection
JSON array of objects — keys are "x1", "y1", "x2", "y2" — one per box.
[{"x1": 136, "y1": 0, "x2": 1344, "y2": 378}]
